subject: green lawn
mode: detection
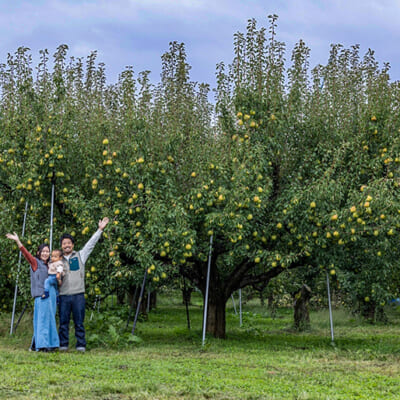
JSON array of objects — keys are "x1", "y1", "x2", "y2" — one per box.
[{"x1": 1, "y1": 292, "x2": 400, "y2": 399}]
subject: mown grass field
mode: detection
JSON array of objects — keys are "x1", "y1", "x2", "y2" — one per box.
[{"x1": 1, "y1": 291, "x2": 400, "y2": 399}]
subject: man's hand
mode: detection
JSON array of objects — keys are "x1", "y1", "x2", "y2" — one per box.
[{"x1": 98, "y1": 217, "x2": 110, "y2": 231}]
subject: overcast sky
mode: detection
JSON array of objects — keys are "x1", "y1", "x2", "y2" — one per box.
[{"x1": 1, "y1": 0, "x2": 399, "y2": 91}]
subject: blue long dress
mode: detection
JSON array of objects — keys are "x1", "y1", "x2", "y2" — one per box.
[{"x1": 33, "y1": 278, "x2": 59, "y2": 350}]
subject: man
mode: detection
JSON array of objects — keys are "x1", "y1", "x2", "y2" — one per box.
[{"x1": 59, "y1": 217, "x2": 109, "y2": 352}]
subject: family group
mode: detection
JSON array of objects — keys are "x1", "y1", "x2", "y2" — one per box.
[{"x1": 6, "y1": 217, "x2": 109, "y2": 352}]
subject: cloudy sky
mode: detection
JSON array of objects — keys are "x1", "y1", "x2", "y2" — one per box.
[{"x1": 1, "y1": 0, "x2": 399, "y2": 90}]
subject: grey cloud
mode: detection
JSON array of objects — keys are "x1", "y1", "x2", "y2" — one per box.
[{"x1": 0, "y1": 0, "x2": 399, "y2": 87}]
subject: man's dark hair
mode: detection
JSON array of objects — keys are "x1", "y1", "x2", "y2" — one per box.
[{"x1": 60, "y1": 233, "x2": 75, "y2": 246}]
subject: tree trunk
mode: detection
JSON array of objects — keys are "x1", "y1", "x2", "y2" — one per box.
[
  {"x1": 259, "y1": 290, "x2": 265, "y2": 306},
  {"x1": 182, "y1": 286, "x2": 193, "y2": 305},
  {"x1": 267, "y1": 294, "x2": 277, "y2": 318},
  {"x1": 150, "y1": 291, "x2": 157, "y2": 310},
  {"x1": 293, "y1": 284, "x2": 312, "y2": 331},
  {"x1": 139, "y1": 293, "x2": 148, "y2": 318},
  {"x1": 127, "y1": 284, "x2": 138, "y2": 308},
  {"x1": 206, "y1": 295, "x2": 226, "y2": 338},
  {"x1": 267, "y1": 293, "x2": 274, "y2": 309},
  {"x1": 116, "y1": 288, "x2": 126, "y2": 305},
  {"x1": 360, "y1": 300, "x2": 376, "y2": 322}
]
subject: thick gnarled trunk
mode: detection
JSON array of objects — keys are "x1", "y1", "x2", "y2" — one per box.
[
  {"x1": 205, "y1": 294, "x2": 227, "y2": 339},
  {"x1": 293, "y1": 284, "x2": 312, "y2": 331}
]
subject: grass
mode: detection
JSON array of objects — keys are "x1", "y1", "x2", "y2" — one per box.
[{"x1": 1, "y1": 291, "x2": 400, "y2": 399}]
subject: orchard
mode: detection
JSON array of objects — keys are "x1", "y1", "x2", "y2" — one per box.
[{"x1": 1, "y1": 16, "x2": 400, "y2": 337}]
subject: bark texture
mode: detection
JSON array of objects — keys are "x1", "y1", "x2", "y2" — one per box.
[{"x1": 293, "y1": 284, "x2": 312, "y2": 331}]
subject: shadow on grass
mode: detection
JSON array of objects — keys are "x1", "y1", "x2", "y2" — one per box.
[
  {"x1": 2, "y1": 297, "x2": 400, "y2": 358},
  {"x1": 127, "y1": 303, "x2": 400, "y2": 358}
]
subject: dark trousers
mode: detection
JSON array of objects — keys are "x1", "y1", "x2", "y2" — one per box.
[{"x1": 59, "y1": 293, "x2": 86, "y2": 348}]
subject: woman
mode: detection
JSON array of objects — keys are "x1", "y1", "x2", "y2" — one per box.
[{"x1": 6, "y1": 233, "x2": 59, "y2": 351}]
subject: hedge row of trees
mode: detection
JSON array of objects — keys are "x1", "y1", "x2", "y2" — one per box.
[{"x1": 1, "y1": 16, "x2": 400, "y2": 337}]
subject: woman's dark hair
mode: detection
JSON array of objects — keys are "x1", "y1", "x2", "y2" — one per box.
[{"x1": 36, "y1": 244, "x2": 50, "y2": 264}]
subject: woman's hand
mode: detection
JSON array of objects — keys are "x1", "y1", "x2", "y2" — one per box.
[{"x1": 6, "y1": 232, "x2": 23, "y2": 248}]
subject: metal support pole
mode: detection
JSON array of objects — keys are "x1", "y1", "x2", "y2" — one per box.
[
  {"x1": 10, "y1": 201, "x2": 29, "y2": 335},
  {"x1": 202, "y1": 235, "x2": 213, "y2": 346},
  {"x1": 13, "y1": 303, "x2": 28, "y2": 333},
  {"x1": 131, "y1": 268, "x2": 148, "y2": 336},
  {"x1": 239, "y1": 288, "x2": 243, "y2": 327},
  {"x1": 125, "y1": 285, "x2": 139, "y2": 330},
  {"x1": 231, "y1": 294, "x2": 237, "y2": 314},
  {"x1": 49, "y1": 183, "x2": 55, "y2": 251},
  {"x1": 90, "y1": 295, "x2": 99, "y2": 321},
  {"x1": 326, "y1": 271, "x2": 335, "y2": 343}
]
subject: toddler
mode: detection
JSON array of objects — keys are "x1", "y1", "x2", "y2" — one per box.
[{"x1": 42, "y1": 249, "x2": 64, "y2": 299}]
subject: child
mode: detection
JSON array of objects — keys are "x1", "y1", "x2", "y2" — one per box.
[{"x1": 42, "y1": 249, "x2": 64, "y2": 299}]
